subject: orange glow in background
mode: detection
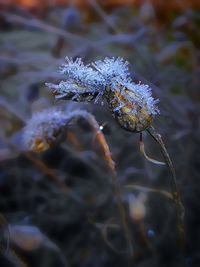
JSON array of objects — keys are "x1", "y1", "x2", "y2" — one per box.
[{"x1": 0, "y1": 0, "x2": 200, "y2": 10}]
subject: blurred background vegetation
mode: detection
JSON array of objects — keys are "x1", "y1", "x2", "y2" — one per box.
[{"x1": 0, "y1": 0, "x2": 200, "y2": 266}]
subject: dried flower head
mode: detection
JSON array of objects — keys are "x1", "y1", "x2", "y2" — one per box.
[
  {"x1": 23, "y1": 109, "x2": 69, "y2": 152},
  {"x1": 46, "y1": 57, "x2": 159, "y2": 132},
  {"x1": 23, "y1": 108, "x2": 99, "y2": 152}
]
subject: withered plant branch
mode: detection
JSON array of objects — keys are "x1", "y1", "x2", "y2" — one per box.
[
  {"x1": 1, "y1": 248, "x2": 29, "y2": 267},
  {"x1": 147, "y1": 126, "x2": 185, "y2": 251},
  {"x1": 0, "y1": 12, "x2": 88, "y2": 44},
  {"x1": 139, "y1": 132, "x2": 165, "y2": 165},
  {"x1": 124, "y1": 184, "x2": 173, "y2": 200},
  {"x1": 110, "y1": 171, "x2": 134, "y2": 258},
  {"x1": 0, "y1": 12, "x2": 145, "y2": 57},
  {"x1": 0, "y1": 132, "x2": 82, "y2": 204},
  {"x1": 85, "y1": 114, "x2": 134, "y2": 258},
  {"x1": 53, "y1": 111, "x2": 133, "y2": 257},
  {"x1": 0, "y1": 101, "x2": 84, "y2": 203},
  {"x1": 0, "y1": 12, "x2": 108, "y2": 56},
  {"x1": 88, "y1": 0, "x2": 119, "y2": 33},
  {"x1": 25, "y1": 153, "x2": 72, "y2": 192}
]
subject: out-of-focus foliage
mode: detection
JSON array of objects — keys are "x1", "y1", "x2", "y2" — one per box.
[
  {"x1": 0, "y1": 1, "x2": 200, "y2": 267},
  {"x1": 1, "y1": 0, "x2": 200, "y2": 10}
]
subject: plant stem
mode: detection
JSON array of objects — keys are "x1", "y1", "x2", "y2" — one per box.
[
  {"x1": 147, "y1": 126, "x2": 185, "y2": 251},
  {"x1": 88, "y1": 116, "x2": 133, "y2": 258},
  {"x1": 111, "y1": 171, "x2": 134, "y2": 258}
]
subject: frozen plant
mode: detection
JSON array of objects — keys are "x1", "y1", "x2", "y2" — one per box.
[
  {"x1": 23, "y1": 106, "x2": 133, "y2": 256},
  {"x1": 46, "y1": 57, "x2": 159, "y2": 132},
  {"x1": 22, "y1": 56, "x2": 185, "y2": 259},
  {"x1": 45, "y1": 56, "x2": 185, "y2": 253},
  {"x1": 23, "y1": 108, "x2": 69, "y2": 152},
  {"x1": 24, "y1": 107, "x2": 115, "y2": 168}
]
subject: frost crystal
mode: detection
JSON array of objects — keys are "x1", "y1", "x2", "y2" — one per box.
[
  {"x1": 46, "y1": 56, "x2": 159, "y2": 117},
  {"x1": 124, "y1": 82, "x2": 160, "y2": 115},
  {"x1": 92, "y1": 57, "x2": 131, "y2": 85},
  {"x1": 63, "y1": 58, "x2": 105, "y2": 86}
]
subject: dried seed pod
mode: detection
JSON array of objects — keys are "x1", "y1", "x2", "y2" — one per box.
[
  {"x1": 105, "y1": 88, "x2": 153, "y2": 132},
  {"x1": 23, "y1": 108, "x2": 99, "y2": 153},
  {"x1": 46, "y1": 57, "x2": 159, "y2": 132},
  {"x1": 23, "y1": 109, "x2": 69, "y2": 152}
]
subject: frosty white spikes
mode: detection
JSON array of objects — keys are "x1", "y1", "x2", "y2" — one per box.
[
  {"x1": 92, "y1": 57, "x2": 131, "y2": 84},
  {"x1": 60, "y1": 57, "x2": 106, "y2": 90},
  {"x1": 46, "y1": 56, "x2": 160, "y2": 132}
]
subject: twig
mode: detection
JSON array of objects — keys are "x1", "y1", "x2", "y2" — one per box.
[
  {"x1": 0, "y1": 132, "x2": 83, "y2": 204},
  {"x1": 0, "y1": 12, "x2": 111, "y2": 57},
  {"x1": 88, "y1": 0, "x2": 119, "y2": 33},
  {"x1": 58, "y1": 111, "x2": 133, "y2": 257},
  {"x1": 110, "y1": 171, "x2": 134, "y2": 258},
  {"x1": 124, "y1": 184, "x2": 173, "y2": 200},
  {"x1": 147, "y1": 125, "x2": 185, "y2": 251},
  {"x1": 87, "y1": 115, "x2": 134, "y2": 258},
  {"x1": 139, "y1": 132, "x2": 165, "y2": 165},
  {"x1": 24, "y1": 152, "x2": 82, "y2": 202},
  {"x1": 0, "y1": 11, "x2": 88, "y2": 45},
  {"x1": 1, "y1": 248, "x2": 29, "y2": 267}
]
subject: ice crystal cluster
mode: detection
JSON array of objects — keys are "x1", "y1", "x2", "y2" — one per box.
[{"x1": 46, "y1": 57, "x2": 159, "y2": 132}]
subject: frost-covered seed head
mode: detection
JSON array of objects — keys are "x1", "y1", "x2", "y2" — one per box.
[
  {"x1": 46, "y1": 56, "x2": 160, "y2": 132},
  {"x1": 92, "y1": 57, "x2": 131, "y2": 85},
  {"x1": 23, "y1": 109, "x2": 69, "y2": 152},
  {"x1": 23, "y1": 108, "x2": 99, "y2": 152},
  {"x1": 60, "y1": 57, "x2": 106, "y2": 90},
  {"x1": 123, "y1": 82, "x2": 159, "y2": 116}
]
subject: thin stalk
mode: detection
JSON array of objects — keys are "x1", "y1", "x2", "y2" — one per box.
[
  {"x1": 140, "y1": 132, "x2": 165, "y2": 165},
  {"x1": 87, "y1": 115, "x2": 134, "y2": 258},
  {"x1": 111, "y1": 172, "x2": 134, "y2": 258},
  {"x1": 147, "y1": 126, "x2": 185, "y2": 250}
]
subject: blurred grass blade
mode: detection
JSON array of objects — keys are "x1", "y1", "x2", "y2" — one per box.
[
  {"x1": 91, "y1": 218, "x2": 125, "y2": 254},
  {"x1": 124, "y1": 184, "x2": 173, "y2": 200}
]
